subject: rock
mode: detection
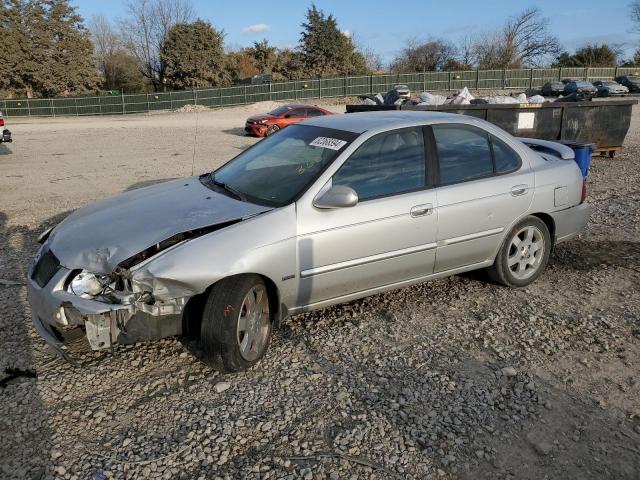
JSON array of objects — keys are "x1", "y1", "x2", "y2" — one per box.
[
  {"x1": 336, "y1": 390, "x2": 349, "y2": 402},
  {"x1": 526, "y1": 432, "x2": 553, "y2": 456},
  {"x1": 214, "y1": 382, "x2": 231, "y2": 393},
  {"x1": 501, "y1": 367, "x2": 517, "y2": 377}
]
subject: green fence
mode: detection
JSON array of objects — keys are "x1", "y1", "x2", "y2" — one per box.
[{"x1": 2, "y1": 66, "x2": 639, "y2": 118}]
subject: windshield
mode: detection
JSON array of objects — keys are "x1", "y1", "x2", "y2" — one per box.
[
  {"x1": 210, "y1": 125, "x2": 357, "y2": 207},
  {"x1": 268, "y1": 105, "x2": 294, "y2": 116}
]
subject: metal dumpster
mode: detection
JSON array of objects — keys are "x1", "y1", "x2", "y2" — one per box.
[{"x1": 345, "y1": 99, "x2": 637, "y2": 158}]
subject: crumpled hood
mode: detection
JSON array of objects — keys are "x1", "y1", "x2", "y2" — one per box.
[{"x1": 47, "y1": 177, "x2": 272, "y2": 273}]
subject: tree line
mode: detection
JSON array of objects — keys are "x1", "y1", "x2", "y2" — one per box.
[{"x1": 1, "y1": 0, "x2": 639, "y2": 99}]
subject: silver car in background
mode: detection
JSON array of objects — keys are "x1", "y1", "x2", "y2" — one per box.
[
  {"x1": 593, "y1": 80, "x2": 629, "y2": 97},
  {"x1": 28, "y1": 111, "x2": 590, "y2": 372}
]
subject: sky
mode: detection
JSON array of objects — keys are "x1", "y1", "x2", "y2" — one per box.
[{"x1": 72, "y1": 0, "x2": 637, "y2": 64}]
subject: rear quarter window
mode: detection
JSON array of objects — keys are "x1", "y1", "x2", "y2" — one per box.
[
  {"x1": 491, "y1": 136, "x2": 521, "y2": 173},
  {"x1": 432, "y1": 125, "x2": 493, "y2": 184}
]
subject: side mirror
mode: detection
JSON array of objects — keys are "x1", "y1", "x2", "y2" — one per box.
[{"x1": 313, "y1": 185, "x2": 358, "y2": 209}]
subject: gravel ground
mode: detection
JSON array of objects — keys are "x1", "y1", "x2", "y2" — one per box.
[{"x1": 0, "y1": 101, "x2": 639, "y2": 480}]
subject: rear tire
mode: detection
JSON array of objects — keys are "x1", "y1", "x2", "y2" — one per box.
[
  {"x1": 200, "y1": 275, "x2": 272, "y2": 372},
  {"x1": 487, "y1": 216, "x2": 551, "y2": 288}
]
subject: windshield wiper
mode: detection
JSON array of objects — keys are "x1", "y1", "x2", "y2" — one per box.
[{"x1": 211, "y1": 175, "x2": 244, "y2": 201}]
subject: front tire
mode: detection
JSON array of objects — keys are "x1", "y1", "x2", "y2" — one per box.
[
  {"x1": 487, "y1": 216, "x2": 551, "y2": 287},
  {"x1": 200, "y1": 275, "x2": 272, "y2": 372}
]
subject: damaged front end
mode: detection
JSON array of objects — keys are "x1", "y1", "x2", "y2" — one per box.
[
  {"x1": 27, "y1": 222, "x2": 241, "y2": 361},
  {"x1": 28, "y1": 248, "x2": 191, "y2": 362},
  {"x1": 27, "y1": 176, "x2": 274, "y2": 362}
]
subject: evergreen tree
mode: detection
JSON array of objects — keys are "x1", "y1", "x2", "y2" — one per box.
[
  {"x1": 299, "y1": 5, "x2": 369, "y2": 77},
  {"x1": 37, "y1": 0, "x2": 99, "y2": 96},
  {"x1": 161, "y1": 20, "x2": 226, "y2": 88},
  {"x1": 0, "y1": 0, "x2": 20, "y2": 93},
  {"x1": 247, "y1": 39, "x2": 277, "y2": 72},
  {"x1": 553, "y1": 44, "x2": 618, "y2": 68},
  {"x1": 272, "y1": 49, "x2": 305, "y2": 80},
  {"x1": 0, "y1": 0, "x2": 97, "y2": 97}
]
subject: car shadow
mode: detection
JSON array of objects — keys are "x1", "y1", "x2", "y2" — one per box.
[
  {"x1": 0, "y1": 209, "x2": 58, "y2": 479},
  {"x1": 0, "y1": 143, "x2": 12, "y2": 155},
  {"x1": 552, "y1": 239, "x2": 640, "y2": 272},
  {"x1": 221, "y1": 128, "x2": 251, "y2": 138}
]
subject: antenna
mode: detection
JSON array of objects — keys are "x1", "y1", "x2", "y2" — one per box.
[{"x1": 191, "y1": 109, "x2": 199, "y2": 176}]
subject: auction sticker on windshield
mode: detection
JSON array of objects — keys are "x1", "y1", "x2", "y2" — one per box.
[{"x1": 309, "y1": 137, "x2": 347, "y2": 150}]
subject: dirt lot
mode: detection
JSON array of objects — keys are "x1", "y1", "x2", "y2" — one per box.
[{"x1": 1, "y1": 101, "x2": 639, "y2": 480}]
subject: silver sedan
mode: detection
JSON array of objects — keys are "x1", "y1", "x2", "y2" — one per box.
[{"x1": 28, "y1": 111, "x2": 590, "y2": 371}]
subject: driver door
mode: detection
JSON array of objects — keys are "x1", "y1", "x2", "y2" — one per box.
[
  {"x1": 295, "y1": 127, "x2": 438, "y2": 307},
  {"x1": 281, "y1": 108, "x2": 306, "y2": 127}
]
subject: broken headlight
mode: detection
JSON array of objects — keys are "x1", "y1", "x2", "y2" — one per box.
[{"x1": 68, "y1": 270, "x2": 112, "y2": 298}]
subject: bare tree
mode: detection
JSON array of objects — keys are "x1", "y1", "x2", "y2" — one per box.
[
  {"x1": 631, "y1": 1, "x2": 640, "y2": 33},
  {"x1": 390, "y1": 38, "x2": 458, "y2": 73},
  {"x1": 502, "y1": 7, "x2": 561, "y2": 66},
  {"x1": 120, "y1": 0, "x2": 194, "y2": 90},
  {"x1": 472, "y1": 7, "x2": 561, "y2": 68},
  {"x1": 457, "y1": 35, "x2": 475, "y2": 68},
  {"x1": 472, "y1": 32, "x2": 508, "y2": 69},
  {"x1": 351, "y1": 33, "x2": 383, "y2": 72},
  {"x1": 90, "y1": 14, "x2": 146, "y2": 92},
  {"x1": 90, "y1": 14, "x2": 121, "y2": 84},
  {"x1": 91, "y1": 14, "x2": 120, "y2": 59}
]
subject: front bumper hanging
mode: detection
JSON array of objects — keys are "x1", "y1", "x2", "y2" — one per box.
[{"x1": 28, "y1": 256, "x2": 186, "y2": 364}]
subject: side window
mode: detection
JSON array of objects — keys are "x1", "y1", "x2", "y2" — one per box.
[
  {"x1": 432, "y1": 125, "x2": 493, "y2": 184},
  {"x1": 284, "y1": 109, "x2": 300, "y2": 118},
  {"x1": 306, "y1": 108, "x2": 325, "y2": 117},
  {"x1": 491, "y1": 135, "x2": 521, "y2": 173},
  {"x1": 333, "y1": 127, "x2": 425, "y2": 201}
]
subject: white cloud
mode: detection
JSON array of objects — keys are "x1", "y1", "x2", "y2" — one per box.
[
  {"x1": 342, "y1": 29, "x2": 352, "y2": 38},
  {"x1": 242, "y1": 23, "x2": 270, "y2": 34}
]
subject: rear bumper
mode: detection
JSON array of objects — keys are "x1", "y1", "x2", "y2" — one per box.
[
  {"x1": 1, "y1": 128, "x2": 11, "y2": 143},
  {"x1": 550, "y1": 202, "x2": 591, "y2": 244}
]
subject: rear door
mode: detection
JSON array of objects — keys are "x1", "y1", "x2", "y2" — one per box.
[
  {"x1": 296, "y1": 126, "x2": 438, "y2": 306},
  {"x1": 305, "y1": 108, "x2": 328, "y2": 118},
  {"x1": 431, "y1": 124, "x2": 533, "y2": 272}
]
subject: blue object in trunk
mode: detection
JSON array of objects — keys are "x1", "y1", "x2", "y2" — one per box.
[{"x1": 561, "y1": 141, "x2": 595, "y2": 178}]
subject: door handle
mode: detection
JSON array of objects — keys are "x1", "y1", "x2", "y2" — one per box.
[
  {"x1": 511, "y1": 184, "x2": 529, "y2": 196},
  {"x1": 410, "y1": 204, "x2": 433, "y2": 217}
]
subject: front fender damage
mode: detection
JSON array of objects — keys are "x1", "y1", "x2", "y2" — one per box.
[
  {"x1": 67, "y1": 221, "x2": 244, "y2": 350},
  {"x1": 62, "y1": 290, "x2": 190, "y2": 351}
]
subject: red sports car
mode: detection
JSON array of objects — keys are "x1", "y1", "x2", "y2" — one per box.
[{"x1": 244, "y1": 104, "x2": 333, "y2": 137}]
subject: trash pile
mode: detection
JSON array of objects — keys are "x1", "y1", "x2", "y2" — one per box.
[
  {"x1": 174, "y1": 104, "x2": 209, "y2": 113},
  {"x1": 360, "y1": 85, "x2": 587, "y2": 107}
]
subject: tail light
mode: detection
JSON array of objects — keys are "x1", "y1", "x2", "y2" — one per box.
[
  {"x1": 0, "y1": 118, "x2": 4, "y2": 127},
  {"x1": 580, "y1": 180, "x2": 587, "y2": 204}
]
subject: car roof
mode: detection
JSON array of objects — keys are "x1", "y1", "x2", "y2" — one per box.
[
  {"x1": 281, "y1": 104, "x2": 324, "y2": 109},
  {"x1": 302, "y1": 110, "x2": 468, "y2": 134}
]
